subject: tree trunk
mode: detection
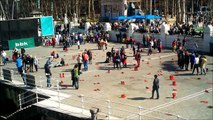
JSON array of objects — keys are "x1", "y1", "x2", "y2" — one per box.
[
  {"x1": 177, "y1": 0, "x2": 181, "y2": 23},
  {"x1": 91, "y1": 0, "x2": 95, "y2": 19},
  {"x1": 171, "y1": 0, "x2": 175, "y2": 18},
  {"x1": 146, "y1": 0, "x2": 149, "y2": 13},
  {"x1": 182, "y1": 0, "x2": 186, "y2": 23},
  {"x1": 88, "y1": 0, "x2": 91, "y2": 18}
]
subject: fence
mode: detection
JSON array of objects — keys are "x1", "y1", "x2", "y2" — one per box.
[{"x1": 0, "y1": 68, "x2": 186, "y2": 120}]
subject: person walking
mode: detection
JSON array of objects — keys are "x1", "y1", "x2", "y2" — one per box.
[
  {"x1": 16, "y1": 57, "x2": 23, "y2": 74},
  {"x1": 114, "y1": 52, "x2": 121, "y2": 69},
  {"x1": 29, "y1": 55, "x2": 34, "y2": 72},
  {"x1": 184, "y1": 51, "x2": 190, "y2": 71},
  {"x1": 135, "y1": 50, "x2": 141, "y2": 67},
  {"x1": 77, "y1": 54, "x2": 83, "y2": 75},
  {"x1": 34, "y1": 56, "x2": 39, "y2": 72},
  {"x1": 72, "y1": 64, "x2": 79, "y2": 89},
  {"x1": 190, "y1": 52, "x2": 195, "y2": 70},
  {"x1": 150, "y1": 75, "x2": 159, "y2": 99},
  {"x1": 83, "y1": 51, "x2": 89, "y2": 71},
  {"x1": 1, "y1": 50, "x2": 7, "y2": 65},
  {"x1": 192, "y1": 54, "x2": 199, "y2": 75},
  {"x1": 200, "y1": 56, "x2": 207, "y2": 75},
  {"x1": 45, "y1": 63, "x2": 52, "y2": 87},
  {"x1": 87, "y1": 49, "x2": 92, "y2": 64}
]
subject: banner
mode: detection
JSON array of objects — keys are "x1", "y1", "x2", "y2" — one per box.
[
  {"x1": 40, "y1": 16, "x2": 54, "y2": 36},
  {"x1": 8, "y1": 38, "x2": 35, "y2": 50}
]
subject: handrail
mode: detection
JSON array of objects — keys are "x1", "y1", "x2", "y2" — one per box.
[{"x1": 2, "y1": 68, "x2": 185, "y2": 120}]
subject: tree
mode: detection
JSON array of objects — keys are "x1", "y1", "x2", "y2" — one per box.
[{"x1": 182, "y1": 0, "x2": 186, "y2": 23}]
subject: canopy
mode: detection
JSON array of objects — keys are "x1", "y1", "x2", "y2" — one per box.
[
  {"x1": 129, "y1": 15, "x2": 145, "y2": 19},
  {"x1": 145, "y1": 15, "x2": 162, "y2": 20},
  {"x1": 111, "y1": 16, "x2": 130, "y2": 20},
  {"x1": 111, "y1": 15, "x2": 161, "y2": 21}
]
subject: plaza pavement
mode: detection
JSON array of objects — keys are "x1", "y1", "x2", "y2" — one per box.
[{"x1": 1, "y1": 42, "x2": 213, "y2": 119}]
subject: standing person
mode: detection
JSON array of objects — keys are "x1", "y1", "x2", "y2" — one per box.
[
  {"x1": 150, "y1": 75, "x2": 159, "y2": 99},
  {"x1": 52, "y1": 36, "x2": 56, "y2": 48},
  {"x1": 87, "y1": 49, "x2": 93, "y2": 64},
  {"x1": 20, "y1": 67, "x2": 27, "y2": 85},
  {"x1": 83, "y1": 51, "x2": 89, "y2": 71},
  {"x1": 184, "y1": 51, "x2": 190, "y2": 71},
  {"x1": 77, "y1": 40, "x2": 80, "y2": 49},
  {"x1": 190, "y1": 52, "x2": 195, "y2": 70},
  {"x1": 182, "y1": 37, "x2": 186, "y2": 47},
  {"x1": 114, "y1": 52, "x2": 121, "y2": 69},
  {"x1": 147, "y1": 41, "x2": 152, "y2": 56},
  {"x1": 132, "y1": 45, "x2": 136, "y2": 56},
  {"x1": 172, "y1": 39, "x2": 177, "y2": 52},
  {"x1": 121, "y1": 53, "x2": 127, "y2": 68},
  {"x1": 194, "y1": 42, "x2": 198, "y2": 52},
  {"x1": 16, "y1": 57, "x2": 22, "y2": 74},
  {"x1": 178, "y1": 49, "x2": 184, "y2": 69},
  {"x1": 143, "y1": 34, "x2": 146, "y2": 47},
  {"x1": 130, "y1": 37, "x2": 134, "y2": 48},
  {"x1": 192, "y1": 54, "x2": 199, "y2": 75},
  {"x1": 125, "y1": 37, "x2": 129, "y2": 48},
  {"x1": 1, "y1": 50, "x2": 7, "y2": 65},
  {"x1": 157, "y1": 39, "x2": 162, "y2": 53},
  {"x1": 135, "y1": 50, "x2": 141, "y2": 67},
  {"x1": 34, "y1": 56, "x2": 39, "y2": 72},
  {"x1": 29, "y1": 55, "x2": 34, "y2": 72},
  {"x1": 153, "y1": 38, "x2": 157, "y2": 50},
  {"x1": 200, "y1": 56, "x2": 207, "y2": 75},
  {"x1": 72, "y1": 64, "x2": 79, "y2": 89},
  {"x1": 44, "y1": 63, "x2": 52, "y2": 87},
  {"x1": 77, "y1": 54, "x2": 82, "y2": 75}
]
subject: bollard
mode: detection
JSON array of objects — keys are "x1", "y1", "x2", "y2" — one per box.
[
  {"x1": 172, "y1": 81, "x2": 177, "y2": 86},
  {"x1": 172, "y1": 89, "x2": 177, "y2": 99},
  {"x1": 121, "y1": 81, "x2": 126, "y2": 85},
  {"x1": 121, "y1": 94, "x2": 126, "y2": 98},
  {"x1": 170, "y1": 74, "x2": 175, "y2": 80}
]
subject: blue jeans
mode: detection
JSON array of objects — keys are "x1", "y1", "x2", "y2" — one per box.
[
  {"x1": 2, "y1": 56, "x2": 6, "y2": 65},
  {"x1": 83, "y1": 61, "x2": 88, "y2": 71},
  {"x1": 46, "y1": 75, "x2": 51, "y2": 87}
]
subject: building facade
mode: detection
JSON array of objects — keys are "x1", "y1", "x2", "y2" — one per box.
[{"x1": 101, "y1": 0, "x2": 142, "y2": 20}]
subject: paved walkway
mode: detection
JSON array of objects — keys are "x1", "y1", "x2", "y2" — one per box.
[{"x1": 1, "y1": 42, "x2": 213, "y2": 119}]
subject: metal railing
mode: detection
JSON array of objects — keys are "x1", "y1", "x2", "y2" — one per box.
[{"x1": 1, "y1": 68, "x2": 186, "y2": 120}]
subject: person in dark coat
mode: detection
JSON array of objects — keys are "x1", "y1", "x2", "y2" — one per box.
[
  {"x1": 45, "y1": 63, "x2": 52, "y2": 87},
  {"x1": 150, "y1": 75, "x2": 159, "y2": 99},
  {"x1": 184, "y1": 51, "x2": 190, "y2": 70}
]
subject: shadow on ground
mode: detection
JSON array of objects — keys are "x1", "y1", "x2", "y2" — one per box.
[{"x1": 127, "y1": 97, "x2": 148, "y2": 100}]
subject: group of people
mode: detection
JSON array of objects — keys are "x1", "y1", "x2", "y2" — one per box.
[
  {"x1": 177, "y1": 49, "x2": 208, "y2": 75},
  {"x1": 12, "y1": 48, "x2": 39, "y2": 85}
]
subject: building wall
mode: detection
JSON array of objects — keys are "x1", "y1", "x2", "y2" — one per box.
[{"x1": 101, "y1": 0, "x2": 142, "y2": 20}]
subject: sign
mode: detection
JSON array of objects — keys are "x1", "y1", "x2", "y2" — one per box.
[
  {"x1": 40, "y1": 16, "x2": 54, "y2": 36},
  {"x1": 8, "y1": 38, "x2": 35, "y2": 50}
]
